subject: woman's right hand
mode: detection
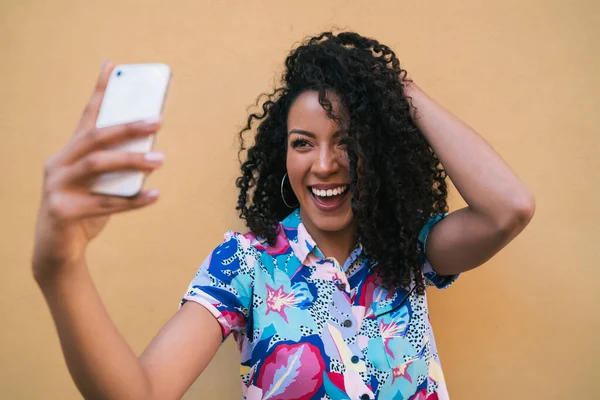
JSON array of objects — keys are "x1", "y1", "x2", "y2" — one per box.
[{"x1": 32, "y1": 61, "x2": 165, "y2": 283}]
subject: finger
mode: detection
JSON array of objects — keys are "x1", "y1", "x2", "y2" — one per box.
[
  {"x1": 75, "y1": 60, "x2": 115, "y2": 135},
  {"x1": 47, "y1": 189, "x2": 160, "y2": 221},
  {"x1": 61, "y1": 150, "x2": 165, "y2": 185},
  {"x1": 87, "y1": 188, "x2": 160, "y2": 217},
  {"x1": 60, "y1": 119, "x2": 161, "y2": 166}
]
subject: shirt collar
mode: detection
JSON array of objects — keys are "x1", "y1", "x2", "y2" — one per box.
[{"x1": 281, "y1": 208, "x2": 365, "y2": 273}]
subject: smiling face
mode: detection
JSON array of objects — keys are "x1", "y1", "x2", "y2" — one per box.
[{"x1": 286, "y1": 90, "x2": 355, "y2": 236}]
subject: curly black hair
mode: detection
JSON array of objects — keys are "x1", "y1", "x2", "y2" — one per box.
[{"x1": 235, "y1": 31, "x2": 449, "y2": 295}]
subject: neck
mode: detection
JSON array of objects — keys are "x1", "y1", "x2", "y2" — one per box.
[{"x1": 300, "y1": 209, "x2": 357, "y2": 265}]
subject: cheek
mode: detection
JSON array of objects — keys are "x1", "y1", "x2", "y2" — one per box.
[
  {"x1": 285, "y1": 153, "x2": 305, "y2": 191},
  {"x1": 340, "y1": 151, "x2": 349, "y2": 165},
  {"x1": 337, "y1": 149, "x2": 350, "y2": 170},
  {"x1": 285, "y1": 145, "x2": 294, "y2": 173},
  {"x1": 285, "y1": 150, "x2": 294, "y2": 176}
]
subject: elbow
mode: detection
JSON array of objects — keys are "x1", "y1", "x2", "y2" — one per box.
[
  {"x1": 498, "y1": 192, "x2": 536, "y2": 234},
  {"x1": 515, "y1": 192, "x2": 536, "y2": 227}
]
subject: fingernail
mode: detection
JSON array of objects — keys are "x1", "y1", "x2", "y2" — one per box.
[
  {"x1": 141, "y1": 116, "x2": 162, "y2": 125},
  {"x1": 144, "y1": 152, "x2": 165, "y2": 162},
  {"x1": 101, "y1": 59, "x2": 109, "y2": 71},
  {"x1": 146, "y1": 189, "x2": 160, "y2": 198}
]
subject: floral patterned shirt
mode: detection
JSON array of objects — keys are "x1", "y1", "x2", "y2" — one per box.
[{"x1": 180, "y1": 208, "x2": 457, "y2": 399}]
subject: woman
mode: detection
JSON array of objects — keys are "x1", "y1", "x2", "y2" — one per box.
[{"x1": 32, "y1": 31, "x2": 535, "y2": 399}]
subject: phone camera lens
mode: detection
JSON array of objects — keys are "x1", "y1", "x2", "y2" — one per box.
[{"x1": 116, "y1": 70, "x2": 122, "y2": 77}]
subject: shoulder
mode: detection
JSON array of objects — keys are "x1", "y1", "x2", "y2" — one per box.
[
  {"x1": 209, "y1": 225, "x2": 289, "y2": 266},
  {"x1": 232, "y1": 223, "x2": 292, "y2": 257},
  {"x1": 210, "y1": 230, "x2": 262, "y2": 266},
  {"x1": 210, "y1": 221, "x2": 297, "y2": 272}
]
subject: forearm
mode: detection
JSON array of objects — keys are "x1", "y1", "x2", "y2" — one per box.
[
  {"x1": 404, "y1": 82, "x2": 535, "y2": 227},
  {"x1": 36, "y1": 261, "x2": 154, "y2": 400}
]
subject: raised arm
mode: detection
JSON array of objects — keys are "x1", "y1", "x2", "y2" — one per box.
[
  {"x1": 403, "y1": 80, "x2": 535, "y2": 276},
  {"x1": 33, "y1": 61, "x2": 222, "y2": 400}
]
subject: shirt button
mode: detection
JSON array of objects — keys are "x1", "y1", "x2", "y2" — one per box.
[
  {"x1": 343, "y1": 319, "x2": 352, "y2": 328},
  {"x1": 351, "y1": 355, "x2": 360, "y2": 364},
  {"x1": 360, "y1": 394, "x2": 370, "y2": 400},
  {"x1": 337, "y1": 283, "x2": 346, "y2": 291}
]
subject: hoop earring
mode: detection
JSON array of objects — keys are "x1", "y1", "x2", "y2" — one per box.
[{"x1": 280, "y1": 173, "x2": 299, "y2": 208}]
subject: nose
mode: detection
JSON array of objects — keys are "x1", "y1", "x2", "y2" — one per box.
[{"x1": 312, "y1": 145, "x2": 340, "y2": 177}]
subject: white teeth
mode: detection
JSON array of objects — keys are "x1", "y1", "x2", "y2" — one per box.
[{"x1": 311, "y1": 185, "x2": 348, "y2": 197}]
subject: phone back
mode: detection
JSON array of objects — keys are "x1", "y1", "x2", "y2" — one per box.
[{"x1": 90, "y1": 63, "x2": 171, "y2": 197}]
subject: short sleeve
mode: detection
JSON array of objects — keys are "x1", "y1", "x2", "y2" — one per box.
[
  {"x1": 179, "y1": 230, "x2": 255, "y2": 341},
  {"x1": 417, "y1": 213, "x2": 459, "y2": 289}
]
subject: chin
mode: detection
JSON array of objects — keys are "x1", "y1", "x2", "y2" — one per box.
[{"x1": 301, "y1": 203, "x2": 355, "y2": 233}]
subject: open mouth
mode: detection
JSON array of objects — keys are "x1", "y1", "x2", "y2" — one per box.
[{"x1": 308, "y1": 185, "x2": 349, "y2": 211}]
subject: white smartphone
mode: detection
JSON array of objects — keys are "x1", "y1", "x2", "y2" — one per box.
[{"x1": 90, "y1": 63, "x2": 172, "y2": 197}]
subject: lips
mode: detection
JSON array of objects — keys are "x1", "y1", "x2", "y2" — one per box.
[
  {"x1": 310, "y1": 185, "x2": 348, "y2": 197},
  {"x1": 308, "y1": 184, "x2": 350, "y2": 211}
]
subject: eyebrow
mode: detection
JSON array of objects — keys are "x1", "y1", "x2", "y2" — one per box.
[{"x1": 288, "y1": 129, "x2": 344, "y2": 138}]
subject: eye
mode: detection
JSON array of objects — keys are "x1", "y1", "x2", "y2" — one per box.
[
  {"x1": 338, "y1": 137, "x2": 351, "y2": 149},
  {"x1": 291, "y1": 138, "x2": 310, "y2": 148}
]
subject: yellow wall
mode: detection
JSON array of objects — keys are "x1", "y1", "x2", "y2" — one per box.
[{"x1": 2, "y1": 1, "x2": 598, "y2": 398}]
